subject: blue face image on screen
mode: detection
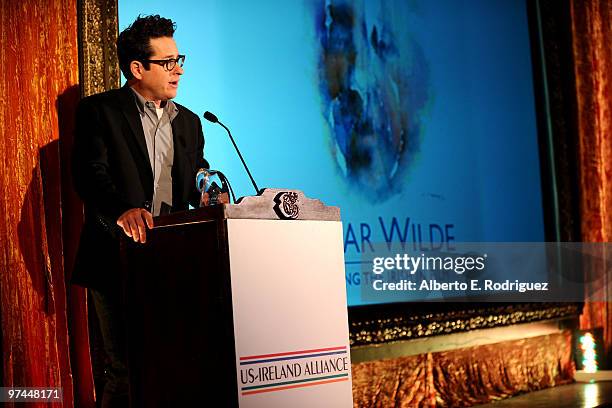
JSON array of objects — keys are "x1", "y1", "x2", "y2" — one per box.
[
  {"x1": 119, "y1": 0, "x2": 546, "y2": 306},
  {"x1": 314, "y1": 1, "x2": 431, "y2": 201}
]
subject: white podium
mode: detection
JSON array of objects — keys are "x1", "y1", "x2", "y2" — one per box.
[{"x1": 123, "y1": 189, "x2": 353, "y2": 407}]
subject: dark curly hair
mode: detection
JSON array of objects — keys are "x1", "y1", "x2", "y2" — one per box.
[{"x1": 117, "y1": 15, "x2": 176, "y2": 80}]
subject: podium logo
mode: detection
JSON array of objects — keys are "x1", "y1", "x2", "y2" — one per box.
[
  {"x1": 273, "y1": 191, "x2": 300, "y2": 220},
  {"x1": 238, "y1": 346, "x2": 350, "y2": 396}
]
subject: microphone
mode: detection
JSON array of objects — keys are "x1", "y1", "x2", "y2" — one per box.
[
  {"x1": 203, "y1": 111, "x2": 218, "y2": 123},
  {"x1": 203, "y1": 111, "x2": 261, "y2": 195}
]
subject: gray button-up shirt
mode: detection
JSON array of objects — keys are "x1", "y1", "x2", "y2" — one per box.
[{"x1": 131, "y1": 87, "x2": 179, "y2": 216}]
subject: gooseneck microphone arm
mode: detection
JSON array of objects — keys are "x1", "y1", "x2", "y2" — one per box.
[{"x1": 203, "y1": 111, "x2": 261, "y2": 195}]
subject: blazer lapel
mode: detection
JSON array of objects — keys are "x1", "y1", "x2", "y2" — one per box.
[
  {"x1": 117, "y1": 86, "x2": 153, "y2": 183},
  {"x1": 171, "y1": 109, "x2": 189, "y2": 208}
]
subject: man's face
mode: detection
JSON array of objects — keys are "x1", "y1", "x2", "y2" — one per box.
[{"x1": 133, "y1": 36, "x2": 183, "y2": 102}]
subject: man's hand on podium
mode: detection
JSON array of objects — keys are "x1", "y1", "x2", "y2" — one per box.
[{"x1": 117, "y1": 208, "x2": 154, "y2": 243}]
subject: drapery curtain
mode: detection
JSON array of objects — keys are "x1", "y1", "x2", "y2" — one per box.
[
  {"x1": 0, "y1": 1, "x2": 81, "y2": 406},
  {"x1": 352, "y1": 331, "x2": 574, "y2": 407},
  {"x1": 570, "y1": 0, "x2": 612, "y2": 365}
]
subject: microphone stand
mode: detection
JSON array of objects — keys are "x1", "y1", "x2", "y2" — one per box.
[{"x1": 204, "y1": 111, "x2": 262, "y2": 196}]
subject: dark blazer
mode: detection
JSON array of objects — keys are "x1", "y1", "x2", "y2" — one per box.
[{"x1": 72, "y1": 85, "x2": 207, "y2": 291}]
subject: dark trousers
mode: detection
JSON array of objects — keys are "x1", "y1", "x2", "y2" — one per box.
[{"x1": 90, "y1": 289, "x2": 129, "y2": 408}]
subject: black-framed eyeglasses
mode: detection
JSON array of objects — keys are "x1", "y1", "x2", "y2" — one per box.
[{"x1": 142, "y1": 55, "x2": 185, "y2": 71}]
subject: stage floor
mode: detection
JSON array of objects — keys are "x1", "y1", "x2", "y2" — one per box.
[{"x1": 474, "y1": 382, "x2": 612, "y2": 407}]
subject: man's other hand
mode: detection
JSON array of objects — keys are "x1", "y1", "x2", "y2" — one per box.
[{"x1": 117, "y1": 208, "x2": 154, "y2": 243}]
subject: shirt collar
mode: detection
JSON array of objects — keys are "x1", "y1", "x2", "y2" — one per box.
[{"x1": 130, "y1": 86, "x2": 179, "y2": 121}]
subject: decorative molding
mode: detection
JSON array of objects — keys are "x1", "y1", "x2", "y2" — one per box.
[
  {"x1": 75, "y1": 1, "x2": 120, "y2": 399},
  {"x1": 77, "y1": 0, "x2": 120, "y2": 97},
  {"x1": 226, "y1": 188, "x2": 340, "y2": 221},
  {"x1": 349, "y1": 302, "x2": 581, "y2": 346}
]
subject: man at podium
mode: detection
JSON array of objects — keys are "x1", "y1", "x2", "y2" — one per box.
[{"x1": 71, "y1": 14, "x2": 207, "y2": 408}]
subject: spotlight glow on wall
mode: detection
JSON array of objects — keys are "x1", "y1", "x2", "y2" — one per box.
[{"x1": 580, "y1": 332, "x2": 598, "y2": 373}]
